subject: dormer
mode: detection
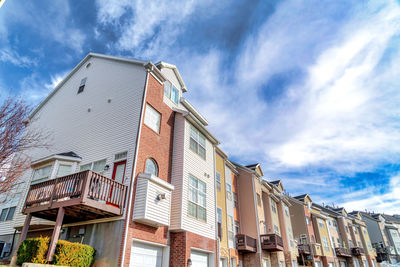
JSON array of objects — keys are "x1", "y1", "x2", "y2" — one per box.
[{"x1": 156, "y1": 62, "x2": 187, "y2": 108}]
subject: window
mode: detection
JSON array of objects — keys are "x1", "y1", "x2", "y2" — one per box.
[
  {"x1": 77, "y1": 77, "x2": 86, "y2": 94},
  {"x1": 0, "y1": 207, "x2": 16, "y2": 222},
  {"x1": 311, "y1": 235, "x2": 315, "y2": 243},
  {"x1": 226, "y1": 184, "x2": 232, "y2": 200},
  {"x1": 164, "y1": 81, "x2": 179, "y2": 104},
  {"x1": 274, "y1": 225, "x2": 280, "y2": 235},
  {"x1": 345, "y1": 226, "x2": 349, "y2": 233},
  {"x1": 56, "y1": 164, "x2": 72, "y2": 177},
  {"x1": 331, "y1": 237, "x2": 336, "y2": 248},
  {"x1": 306, "y1": 216, "x2": 310, "y2": 225},
  {"x1": 188, "y1": 175, "x2": 206, "y2": 221},
  {"x1": 292, "y1": 260, "x2": 297, "y2": 267},
  {"x1": 256, "y1": 194, "x2": 261, "y2": 206},
  {"x1": 271, "y1": 199, "x2": 277, "y2": 213},
  {"x1": 32, "y1": 165, "x2": 52, "y2": 183},
  {"x1": 189, "y1": 126, "x2": 206, "y2": 159},
  {"x1": 322, "y1": 237, "x2": 330, "y2": 251},
  {"x1": 114, "y1": 151, "x2": 127, "y2": 161},
  {"x1": 144, "y1": 104, "x2": 161, "y2": 133},
  {"x1": 233, "y1": 193, "x2": 238, "y2": 208},
  {"x1": 235, "y1": 221, "x2": 240, "y2": 234},
  {"x1": 145, "y1": 158, "x2": 158, "y2": 176},
  {"x1": 216, "y1": 172, "x2": 221, "y2": 191},
  {"x1": 263, "y1": 259, "x2": 270, "y2": 267},
  {"x1": 333, "y1": 220, "x2": 338, "y2": 227},
  {"x1": 318, "y1": 219, "x2": 325, "y2": 228},
  {"x1": 228, "y1": 216, "x2": 234, "y2": 241},
  {"x1": 217, "y1": 208, "x2": 222, "y2": 223},
  {"x1": 80, "y1": 159, "x2": 107, "y2": 174},
  {"x1": 284, "y1": 205, "x2": 289, "y2": 216}
]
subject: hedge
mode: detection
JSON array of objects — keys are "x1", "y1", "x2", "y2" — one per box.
[{"x1": 17, "y1": 237, "x2": 95, "y2": 267}]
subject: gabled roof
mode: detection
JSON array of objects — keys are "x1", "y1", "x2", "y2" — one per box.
[
  {"x1": 156, "y1": 61, "x2": 187, "y2": 92},
  {"x1": 245, "y1": 163, "x2": 264, "y2": 177},
  {"x1": 27, "y1": 53, "x2": 166, "y2": 121},
  {"x1": 294, "y1": 194, "x2": 308, "y2": 201}
]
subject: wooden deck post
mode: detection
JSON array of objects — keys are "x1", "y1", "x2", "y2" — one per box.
[
  {"x1": 46, "y1": 207, "x2": 65, "y2": 262},
  {"x1": 10, "y1": 213, "x2": 32, "y2": 265}
]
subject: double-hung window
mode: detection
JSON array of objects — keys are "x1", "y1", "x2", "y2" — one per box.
[
  {"x1": 144, "y1": 104, "x2": 161, "y2": 133},
  {"x1": 271, "y1": 198, "x2": 277, "y2": 213},
  {"x1": 189, "y1": 126, "x2": 206, "y2": 159},
  {"x1": 56, "y1": 164, "x2": 72, "y2": 177},
  {"x1": 216, "y1": 172, "x2": 221, "y2": 191},
  {"x1": 80, "y1": 159, "x2": 107, "y2": 174},
  {"x1": 164, "y1": 81, "x2": 179, "y2": 104},
  {"x1": 233, "y1": 193, "x2": 238, "y2": 208},
  {"x1": 322, "y1": 237, "x2": 330, "y2": 251},
  {"x1": 0, "y1": 206, "x2": 16, "y2": 222},
  {"x1": 234, "y1": 221, "x2": 240, "y2": 234},
  {"x1": 226, "y1": 184, "x2": 232, "y2": 200},
  {"x1": 217, "y1": 208, "x2": 222, "y2": 223},
  {"x1": 228, "y1": 215, "x2": 234, "y2": 241},
  {"x1": 318, "y1": 219, "x2": 325, "y2": 229},
  {"x1": 188, "y1": 175, "x2": 206, "y2": 221},
  {"x1": 32, "y1": 165, "x2": 52, "y2": 183}
]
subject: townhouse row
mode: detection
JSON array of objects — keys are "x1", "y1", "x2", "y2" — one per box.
[{"x1": 0, "y1": 53, "x2": 395, "y2": 267}]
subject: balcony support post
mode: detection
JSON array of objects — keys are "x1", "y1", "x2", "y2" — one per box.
[
  {"x1": 10, "y1": 213, "x2": 32, "y2": 265},
  {"x1": 46, "y1": 207, "x2": 65, "y2": 262}
]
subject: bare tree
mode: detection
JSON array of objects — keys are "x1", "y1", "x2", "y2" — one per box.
[{"x1": 0, "y1": 97, "x2": 48, "y2": 195}]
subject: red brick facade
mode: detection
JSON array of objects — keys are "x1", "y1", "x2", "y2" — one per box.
[
  {"x1": 169, "y1": 231, "x2": 216, "y2": 267},
  {"x1": 120, "y1": 72, "x2": 175, "y2": 266}
]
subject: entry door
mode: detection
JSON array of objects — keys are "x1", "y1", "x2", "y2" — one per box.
[
  {"x1": 191, "y1": 251, "x2": 208, "y2": 267},
  {"x1": 112, "y1": 160, "x2": 126, "y2": 183},
  {"x1": 130, "y1": 242, "x2": 162, "y2": 267}
]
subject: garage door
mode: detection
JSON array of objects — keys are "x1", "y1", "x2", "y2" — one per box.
[
  {"x1": 130, "y1": 242, "x2": 162, "y2": 267},
  {"x1": 191, "y1": 251, "x2": 208, "y2": 267}
]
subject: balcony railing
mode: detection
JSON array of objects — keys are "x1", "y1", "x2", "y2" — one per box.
[
  {"x1": 235, "y1": 234, "x2": 257, "y2": 253},
  {"x1": 335, "y1": 247, "x2": 352, "y2": 257},
  {"x1": 260, "y1": 234, "x2": 284, "y2": 251},
  {"x1": 23, "y1": 170, "x2": 127, "y2": 222},
  {"x1": 351, "y1": 247, "x2": 365, "y2": 256},
  {"x1": 298, "y1": 244, "x2": 311, "y2": 254}
]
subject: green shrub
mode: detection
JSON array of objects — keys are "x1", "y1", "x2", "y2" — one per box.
[
  {"x1": 17, "y1": 236, "x2": 49, "y2": 265},
  {"x1": 17, "y1": 237, "x2": 96, "y2": 267},
  {"x1": 53, "y1": 240, "x2": 95, "y2": 267}
]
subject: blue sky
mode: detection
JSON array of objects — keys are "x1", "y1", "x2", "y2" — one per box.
[{"x1": 1, "y1": 0, "x2": 400, "y2": 213}]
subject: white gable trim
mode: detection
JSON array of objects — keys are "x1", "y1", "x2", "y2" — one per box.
[{"x1": 156, "y1": 61, "x2": 187, "y2": 92}]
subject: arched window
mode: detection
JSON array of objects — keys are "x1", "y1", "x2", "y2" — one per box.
[{"x1": 145, "y1": 158, "x2": 158, "y2": 176}]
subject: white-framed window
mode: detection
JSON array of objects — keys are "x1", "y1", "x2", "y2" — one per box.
[
  {"x1": 233, "y1": 193, "x2": 238, "y2": 208},
  {"x1": 189, "y1": 126, "x2": 206, "y2": 159},
  {"x1": 306, "y1": 216, "x2": 310, "y2": 225},
  {"x1": 114, "y1": 151, "x2": 127, "y2": 161},
  {"x1": 228, "y1": 215, "x2": 234, "y2": 241},
  {"x1": 274, "y1": 225, "x2": 280, "y2": 235},
  {"x1": 256, "y1": 193, "x2": 261, "y2": 206},
  {"x1": 32, "y1": 165, "x2": 53, "y2": 183},
  {"x1": 77, "y1": 77, "x2": 87, "y2": 94},
  {"x1": 235, "y1": 221, "x2": 240, "y2": 234},
  {"x1": 226, "y1": 183, "x2": 232, "y2": 200},
  {"x1": 263, "y1": 258, "x2": 270, "y2": 267},
  {"x1": 216, "y1": 172, "x2": 221, "y2": 191},
  {"x1": 144, "y1": 104, "x2": 161, "y2": 133},
  {"x1": 80, "y1": 159, "x2": 107, "y2": 174},
  {"x1": 292, "y1": 260, "x2": 297, "y2": 267},
  {"x1": 284, "y1": 204, "x2": 289, "y2": 216},
  {"x1": 0, "y1": 206, "x2": 16, "y2": 222},
  {"x1": 318, "y1": 219, "x2": 325, "y2": 228},
  {"x1": 217, "y1": 208, "x2": 222, "y2": 223},
  {"x1": 145, "y1": 158, "x2": 158, "y2": 176},
  {"x1": 164, "y1": 81, "x2": 179, "y2": 104},
  {"x1": 188, "y1": 175, "x2": 206, "y2": 221},
  {"x1": 271, "y1": 199, "x2": 277, "y2": 213},
  {"x1": 322, "y1": 237, "x2": 330, "y2": 251},
  {"x1": 56, "y1": 164, "x2": 72, "y2": 177}
]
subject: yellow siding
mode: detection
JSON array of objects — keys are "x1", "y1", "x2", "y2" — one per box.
[
  {"x1": 315, "y1": 217, "x2": 334, "y2": 257},
  {"x1": 216, "y1": 153, "x2": 229, "y2": 252}
]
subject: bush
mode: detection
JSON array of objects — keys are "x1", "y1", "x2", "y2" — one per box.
[
  {"x1": 17, "y1": 237, "x2": 96, "y2": 267},
  {"x1": 17, "y1": 236, "x2": 49, "y2": 265},
  {"x1": 53, "y1": 240, "x2": 95, "y2": 267}
]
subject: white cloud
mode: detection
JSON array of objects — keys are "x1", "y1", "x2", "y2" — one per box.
[{"x1": 0, "y1": 48, "x2": 38, "y2": 67}]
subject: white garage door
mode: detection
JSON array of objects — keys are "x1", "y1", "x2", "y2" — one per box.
[
  {"x1": 130, "y1": 242, "x2": 162, "y2": 267},
  {"x1": 191, "y1": 251, "x2": 208, "y2": 267}
]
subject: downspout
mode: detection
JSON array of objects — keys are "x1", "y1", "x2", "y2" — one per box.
[
  {"x1": 213, "y1": 146, "x2": 220, "y2": 267},
  {"x1": 120, "y1": 69, "x2": 150, "y2": 267}
]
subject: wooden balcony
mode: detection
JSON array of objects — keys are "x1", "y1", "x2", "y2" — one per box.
[
  {"x1": 351, "y1": 247, "x2": 365, "y2": 256},
  {"x1": 260, "y1": 234, "x2": 284, "y2": 251},
  {"x1": 298, "y1": 244, "x2": 311, "y2": 254},
  {"x1": 335, "y1": 247, "x2": 352, "y2": 257},
  {"x1": 23, "y1": 170, "x2": 127, "y2": 223},
  {"x1": 236, "y1": 234, "x2": 257, "y2": 253}
]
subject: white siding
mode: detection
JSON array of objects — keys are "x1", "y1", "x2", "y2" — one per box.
[
  {"x1": 133, "y1": 174, "x2": 173, "y2": 227},
  {"x1": 8, "y1": 56, "x2": 147, "y2": 231},
  {"x1": 159, "y1": 67, "x2": 186, "y2": 110}
]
